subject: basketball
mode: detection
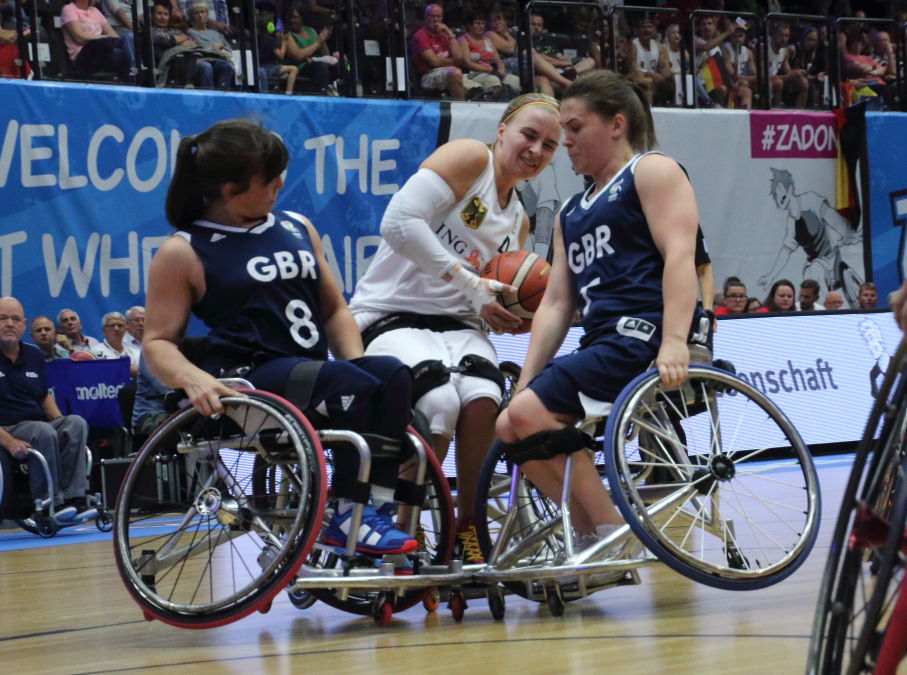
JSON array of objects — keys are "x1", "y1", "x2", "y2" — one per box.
[
  {"x1": 481, "y1": 250, "x2": 550, "y2": 330},
  {"x1": 70, "y1": 351, "x2": 94, "y2": 361}
]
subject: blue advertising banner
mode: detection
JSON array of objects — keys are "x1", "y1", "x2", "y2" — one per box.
[
  {"x1": 0, "y1": 79, "x2": 441, "y2": 335},
  {"x1": 866, "y1": 111, "x2": 907, "y2": 299},
  {"x1": 46, "y1": 356, "x2": 131, "y2": 426}
]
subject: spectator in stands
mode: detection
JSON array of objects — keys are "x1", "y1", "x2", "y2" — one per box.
[
  {"x1": 60, "y1": 0, "x2": 134, "y2": 80},
  {"x1": 186, "y1": 1, "x2": 234, "y2": 89},
  {"x1": 842, "y1": 31, "x2": 889, "y2": 94},
  {"x1": 765, "y1": 279, "x2": 796, "y2": 312},
  {"x1": 627, "y1": 16, "x2": 673, "y2": 105},
  {"x1": 282, "y1": 2, "x2": 339, "y2": 96},
  {"x1": 767, "y1": 22, "x2": 807, "y2": 108},
  {"x1": 301, "y1": 0, "x2": 335, "y2": 32},
  {"x1": 789, "y1": 26, "x2": 827, "y2": 107},
  {"x1": 2, "y1": 0, "x2": 46, "y2": 41},
  {"x1": 255, "y1": 10, "x2": 298, "y2": 94},
  {"x1": 178, "y1": 0, "x2": 230, "y2": 36},
  {"x1": 714, "y1": 278, "x2": 748, "y2": 315},
  {"x1": 458, "y1": 10, "x2": 520, "y2": 101},
  {"x1": 665, "y1": 23, "x2": 714, "y2": 108},
  {"x1": 869, "y1": 31, "x2": 897, "y2": 84},
  {"x1": 796, "y1": 279, "x2": 824, "y2": 310},
  {"x1": 745, "y1": 297, "x2": 765, "y2": 313},
  {"x1": 694, "y1": 15, "x2": 736, "y2": 107},
  {"x1": 486, "y1": 10, "x2": 519, "y2": 77},
  {"x1": 721, "y1": 25, "x2": 754, "y2": 110},
  {"x1": 858, "y1": 282, "x2": 879, "y2": 309},
  {"x1": 29, "y1": 317, "x2": 70, "y2": 361},
  {"x1": 57, "y1": 309, "x2": 99, "y2": 352},
  {"x1": 100, "y1": 0, "x2": 134, "y2": 36},
  {"x1": 0, "y1": 297, "x2": 94, "y2": 520},
  {"x1": 568, "y1": 6, "x2": 601, "y2": 70},
  {"x1": 529, "y1": 13, "x2": 595, "y2": 95},
  {"x1": 124, "y1": 306, "x2": 143, "y2": 351},
  {"x1": 90, "y1": 311, "x2": 140, "y2": 376},
  {"x1": 824, "y1": 290, "x2": 844, "y2": 309},
  {"x1": 411, "y1": 4, "x2": 473, "y2": 100},
  {"x1": 151, "y1": 0, "x2": 233, "y2": 90}
]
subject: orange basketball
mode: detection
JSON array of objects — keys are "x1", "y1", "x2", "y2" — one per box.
[
  {"x1": 481, "y1": 250, "x2": 550, "y2": 331},
  {"x1": 70, "y1": 351, "x2": 94, "y2": 361}
]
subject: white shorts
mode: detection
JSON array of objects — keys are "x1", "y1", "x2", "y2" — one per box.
[
  {"x1": 365, "y1": 325, "x2": 501, "y2": 439},
  {"x1": 421, "y1": 67, "x2": 482, "y2": 91}
]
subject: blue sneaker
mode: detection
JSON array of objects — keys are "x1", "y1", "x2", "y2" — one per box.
[{"x1": 323, "y1": 503, "x2": 418, "y2": 555}]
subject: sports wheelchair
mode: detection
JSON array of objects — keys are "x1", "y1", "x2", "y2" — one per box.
[
  {"x1": 808, "y1": 338, "x2": 907, "y2": 675},
  {"x1": 472, "y1": 351, "x2": 822, "y2": 618},
  {"x1": 0, "y1": 444, "x2": 110, "y2": 537},
  {"x1": 112, "y1": 346, "x2": 821, "y2": 628}
]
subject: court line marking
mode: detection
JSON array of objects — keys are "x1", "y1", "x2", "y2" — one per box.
[
  {"x1": 0, "y1": 621, "x2": 146, "y2": 643},
  {"x1": 66, "y1": 633, "x2": 813, "y2": 675}
]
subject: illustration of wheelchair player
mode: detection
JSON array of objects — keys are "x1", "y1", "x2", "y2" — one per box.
[{"x1": 759, "y1": 169, "x2": 863, "y2": 308}]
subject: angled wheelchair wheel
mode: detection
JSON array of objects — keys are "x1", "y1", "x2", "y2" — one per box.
[
  {"x1": 112, "y1": 390, "x2": 327, "y2": 629},
  {"x1": 605, "y1": 366, "x2": 821, "y2": 591},
  {"x1": 474, "y1": 440, "x2": 563, "y2": 601},
  {"x1": 808, "y1": 341, "x2": 907, "y2": 675},
  {"x1": 304, "y1": 427, "x2": 455, "y2": 616}
]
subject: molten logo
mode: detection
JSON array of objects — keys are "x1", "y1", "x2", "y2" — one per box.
[{"x1": 75, "y1": 383, "x2": 124, "y2": 401}]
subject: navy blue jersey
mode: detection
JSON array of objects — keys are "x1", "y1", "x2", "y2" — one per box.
[
  {"x1": 179, "y1": 211, "x2": 328, "y2": 371},
  {"x1": 560, "y1": 153, "x2": 703, "y2": 341},
  {"x1": 0, "y1": 343, "x2": 48, "y2": 425}
]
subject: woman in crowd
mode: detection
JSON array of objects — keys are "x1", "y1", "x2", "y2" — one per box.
[
  {"x1": 60, "y1": 0, "x2": 133, "y2": 79},
  {"x1": 282, "y1": 2, "x2": 338, "y2": 96},
  {"x1": 256, "y1": 10, "x2": 298, "y2": 94},
  {"x1": 185, "y1": 0, "x2": 235, "y2": 90},
  {"x1": 349, "y1": 94, "x2": 562, "y2": 563},
  {"x1": 744, "y1": 297, "x2": 764, "y2": 313},
  {"x1": 143, "y1": 119, "x2": 418, "y2": 556},
  {"x1": 497, "y1": 70, "x2": 705, "y2": 552},
  {"x1": 764, "y1": 279, "x2": 796, "y2": 312},
  {"x1": 458, "y1": 10, "x2": 520, "y2": 101}
]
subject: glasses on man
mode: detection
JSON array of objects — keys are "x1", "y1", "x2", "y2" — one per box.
[
  {"x1": 725, "y1": 293, "x2": 747, "y2": 300},
  {"x1": 105, "y1": 322, "x2": 126, "y2": 329}
]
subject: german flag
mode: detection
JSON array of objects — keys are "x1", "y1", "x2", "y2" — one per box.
[{"x1": 700, "y1": 54, "x2": 730, "y2": 94}]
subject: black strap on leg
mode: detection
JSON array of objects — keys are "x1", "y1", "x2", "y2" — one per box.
[
  {"x1": 286, "y1": 360, "x2": 324, "y2": 412},
  {"x1": 503, "y1": 426, "x2": 594, "y2": 466},
  {"x1": 455, "y1": 354, "x2": 505, "y2": 394},
  {"x1": 411, "y1": 359, "x2": 451, "y2": 403},
  {"x1": 393, "y1": 479, "x2": 427, "y2": 506},
  {"x1": 329, "y1": 475, "x2": 371, "y2": 504}
]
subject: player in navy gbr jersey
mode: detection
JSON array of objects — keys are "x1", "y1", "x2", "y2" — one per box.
[
  {"x1": 349, "y1": 94, "x2": 562, "y2": 563},
  {"x1": 496, "y1": 71, "x2": 707, "y2": 559},
  {"x1": 143, "y1": 119, "x2": 418, "y2": 557}
]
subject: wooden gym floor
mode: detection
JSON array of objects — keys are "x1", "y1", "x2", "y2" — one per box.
[{"x1": 0, "y1": 456, "x2": 854, "y2": 675}]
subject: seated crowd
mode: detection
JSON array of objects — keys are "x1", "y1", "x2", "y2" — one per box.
[
  {"x1": 1, "y1": 0, "x2": 902, "y2": 108},
  {"x1": 713, "y1": 277, "x2": 881, "y2": 315}
]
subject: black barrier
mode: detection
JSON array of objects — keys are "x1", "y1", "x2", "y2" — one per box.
[
  {"x1": 525, "y1": 1, "x2": 604, "y2": 101},
  {"x1": 833, "y1": 16, "x2": 901, "y2": 111},
  {"x1": 690, "y1": 9, "x2": 761, "y2": 109},
  {"x1": 610, "y1": 6, "x2": 687, "y2": 108}
]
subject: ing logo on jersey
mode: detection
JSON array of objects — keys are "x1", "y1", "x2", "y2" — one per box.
[
  {"x1": 608, "y1": 179, "x2": 623, "y2": 202},
  {"x1": 281, "y1": 220, "x2": 305, "y2": 240},
  {"x1": 460, "y1": 196, "x2": 488, "y2": 230}
]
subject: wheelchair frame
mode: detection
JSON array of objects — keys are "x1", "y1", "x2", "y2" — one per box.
[{"x1": 112, "y1": 362, "x2": 821, "y2": 627}]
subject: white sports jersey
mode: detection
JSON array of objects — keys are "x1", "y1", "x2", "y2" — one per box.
[
  {"x1": 768, "y1": 44, "x2": 787, "y2": 76},
  {"x1": 350, "y1": 144, "x2": 524, "y2": 330},
  {"x1": 667, "y1": 47, "x2": 681, "y2": 75},
  {"x1": 632, "y1": 37, "x2": 660, "y2": 72},
  {"x1": 723, "y1": 43, "x2": 753, "y2": 77}
]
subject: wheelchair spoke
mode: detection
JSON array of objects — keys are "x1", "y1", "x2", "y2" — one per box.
[{"x1": 722, "y1": 484, "x2": 790, "y2": 556}]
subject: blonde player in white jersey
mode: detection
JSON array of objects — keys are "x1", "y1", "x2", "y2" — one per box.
[{"x1": 349, "y1": 94, "x2": 561, "y2": 562}]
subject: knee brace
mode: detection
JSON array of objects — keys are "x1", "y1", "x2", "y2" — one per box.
[
  {"x1": 453, "y1": 355, "x2": 505, "y2": 395},
  {"x1": 503, "y1": 426, "x2": 594, "y2": 466}
]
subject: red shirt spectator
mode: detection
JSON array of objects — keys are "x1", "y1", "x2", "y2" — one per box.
[{"x1": 412, "y1": 23, "x2": 453, "y2": 73}]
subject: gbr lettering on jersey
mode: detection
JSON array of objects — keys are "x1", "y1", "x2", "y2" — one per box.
[{"x1": 567, "y1": 224, "x2": 615, "y2": 274}]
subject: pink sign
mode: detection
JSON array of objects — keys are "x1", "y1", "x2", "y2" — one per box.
[{"x1": 749, "y1": 111, "x2": 838, "y2": 159}]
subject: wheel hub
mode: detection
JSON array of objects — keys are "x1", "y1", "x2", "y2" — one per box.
[
  {"x1": 196, "y1": 487, "x2": 222, "y2": 515},
  {"x1": 708, "y1": 455, "x2": 736, "y2": 482}
]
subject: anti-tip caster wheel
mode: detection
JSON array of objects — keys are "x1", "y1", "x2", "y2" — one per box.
[
  {"x1": 449, "y1": 590, "x2": 467, "y2": 622},
  {"x1": 546, "y1": 584, "x2": 565, "y2": 618},
  {"x1": 488, "y1": 591, "x2": 506, "y2": 621},
  {"x1": 373, "y1": 599, "x2": 393, "y2": 627},
  {"x1": 423, "y1": 587, "x2": 440, "y2": 613}
]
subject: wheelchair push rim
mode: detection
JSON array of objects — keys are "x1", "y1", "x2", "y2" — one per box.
[
  {"x1": 605, "y1": 365, "x2": 821, "y2": 591},
  {"x1": 113, "y1": 390, "x2": 327, "y2": 628}
]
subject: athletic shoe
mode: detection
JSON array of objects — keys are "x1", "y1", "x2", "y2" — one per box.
[
  {"x1": 456, "y1": 520, "x2": 485, "y2": 564},
  {"x1": 323, "y1": 503, "x2": 418, "y2": 555}
]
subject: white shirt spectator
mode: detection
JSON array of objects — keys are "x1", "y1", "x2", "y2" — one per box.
[
  {"x1": 91, "y1": 339, "x2": 140, "y2": 368},
  {"x1": 795, "y1": 301, "x2": 825, "y2": 311},
  {"x1": 124, "y1": 334, "x2": 142, "y2": 352}
]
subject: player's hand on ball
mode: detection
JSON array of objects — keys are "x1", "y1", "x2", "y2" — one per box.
[
  {"x1": 480, "y1": 302, "x2": 523, "y2": 334},
  {"x1": 656, "y1": 338, "x2": 689, "y2": 387}
]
